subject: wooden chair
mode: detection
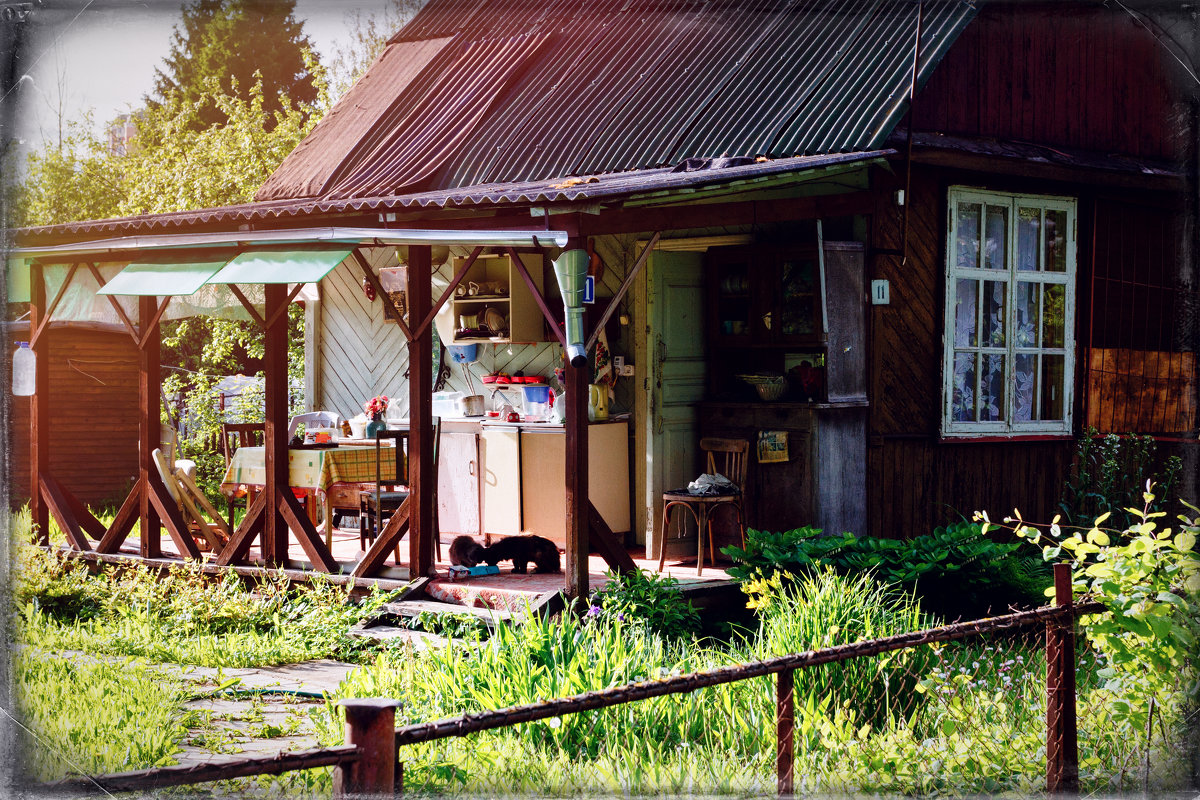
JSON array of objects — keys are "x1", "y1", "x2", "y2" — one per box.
[
  {"x1": 221, "y1": 422, "x2": 264, "y2": 530},
  {"x1": 658, "y1": 437, "x2": 749, "y2": 576},
  {"x1": 153, "y1": 448, "x2": 229, "y2": 552},
  {"x1": 358, "y1": 417, "x2": 443, "y2": 562}
]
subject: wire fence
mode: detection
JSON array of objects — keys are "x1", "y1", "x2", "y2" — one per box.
[{"x1": 42, "y1": 570, "x2": 1101, "y2": 797}]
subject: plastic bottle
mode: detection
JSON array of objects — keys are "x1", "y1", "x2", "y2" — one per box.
[{"x1": 12, "y1": 341, "x2": 35, "y2": 396}]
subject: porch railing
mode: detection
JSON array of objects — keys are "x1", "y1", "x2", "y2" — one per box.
[{"x1": 41, "y1": 565, "x2": 1096, "y2": 797}]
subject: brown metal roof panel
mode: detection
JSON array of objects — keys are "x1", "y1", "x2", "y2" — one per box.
[
  {"x1": 326, "y1": 32, "x2": 554, "y2": 199},
  {"x1": 665, "y1": 0, "x2": 884, "y2": 160},
  {"x1": 254, "y1": 38, "x2": 454, "y2": 201},
  {"x1": 572, "y1": 2, "x2": 786, "y2": 176},
  {"x1": 442, "y1": 1, "x2": 708, "y2": 187},
  {"x1": 776, "y1": 0, "x2": 977, "y2": 153}
]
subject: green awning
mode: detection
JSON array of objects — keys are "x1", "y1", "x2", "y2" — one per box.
[
  {"x1": 97, "y1": 254, "x2": 230, "y2": 296},
  {"x1": 207, "y1": 248, "x2": 352, "y2": 285},
  {"x1": 6, "y1": 259, "x2": 30, "y2": 303}
]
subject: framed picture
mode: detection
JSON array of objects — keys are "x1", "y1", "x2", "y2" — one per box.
[{"x1": 757, "y1": 430, "x2": 789, "y2": 463}]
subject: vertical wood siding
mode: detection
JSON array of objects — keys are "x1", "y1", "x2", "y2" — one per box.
[
  {"x1": 867, "y1": 168, "x2": 1073, "y2": 538},
  {"x1": 7, "y1": 325, "x2": 140, "y2": 506},
  {"x1": 916, "y1": 2, "x2": 1188, "y2": 162}
]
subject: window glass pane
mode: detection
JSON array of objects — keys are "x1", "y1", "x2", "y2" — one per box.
[
  {"x1": 780, "y1": 258, "x2": 817, "y2": 336},
  {"x1": 980, "y1": 353, "x2": 1006, "y2": 421},
  {"x1": 1017, "y1": 207, "x2": 1040, "y2": 271},
  {"x1": 982, "y1": 280, "x2": 1006, "y2": 346},
  {"x1": 1041, "y1": 355, "x2": 1065, "y2": 420},
  {"x1": 1043, "y1": 283, "x2": 1066, "y2": 347},
  {"x1": 954, "y1": 279, "x2": 978, "y2": 347},
  {"x1": 955, "y1": 202, "x2": 981, "y2": 269},
  {"x1": 1014, "y1": 281, "x2": 1038, "y2": 347},
  {"x1": 1014, "y1": 353, "x2": 1037, "y2": 422},
  {"x1": 952, "y1": 352, "x2": 976, "y2": 422},
  {"x1": 983, "y1": 205, "x2": 1008, "y2": 270},
  {"x1": 1044, "y1": 209, "x2": 1067, "y2": 273}
]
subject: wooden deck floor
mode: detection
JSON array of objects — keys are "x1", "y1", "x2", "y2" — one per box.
[{"x1": 102, "y1": 524, "x2": 743, "y2": 611}]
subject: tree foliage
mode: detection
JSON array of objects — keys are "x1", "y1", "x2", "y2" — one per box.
[
  {"x1": 149, "y1": 0, "x2": 319, "y2": 129},
  {"x1": 325, "y1": 0, "x2": 426, "y2": 98}
]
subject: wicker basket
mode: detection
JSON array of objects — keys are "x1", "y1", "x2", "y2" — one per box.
[{"x1": 737, "y1": 373, "x2": 787, "y2": 402}]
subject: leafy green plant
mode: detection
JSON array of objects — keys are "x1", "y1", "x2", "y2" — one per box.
[
  {"x1": 402, "y1": 609, "x2": 489, "y2": 640},
  {"x1": 1059, "y1": 427, "x2": 1183, "y2": 530},
  {"x1": 980, "y1": 487, "x2": 1200, "y2": 765},
  {"x1": 723, "y1": 523, "x2": 1050, "y2": 617},
  {"x1": 588, "y1": 568, "x2": 701, "y2": 637}
]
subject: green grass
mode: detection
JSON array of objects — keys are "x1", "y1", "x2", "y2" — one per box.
[{"x1": 13, "y1": 648, "x2": 195, "y2": 783}]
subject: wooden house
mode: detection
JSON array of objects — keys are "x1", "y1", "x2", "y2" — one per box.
[{"x1": 10, "y1": 0, "x2": 1197, "y2": 597}]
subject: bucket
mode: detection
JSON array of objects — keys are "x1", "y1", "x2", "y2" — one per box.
[{"x1": 462, "y1": 395, "x2": 485, "y2": 416}]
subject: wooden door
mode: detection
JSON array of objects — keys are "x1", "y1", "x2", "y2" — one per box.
[
  {"x1": 643, "y1": 251, "x2": 706, "y2": 560},
  {"x1": 438, "y1": 431, "x2": 480, "y2": 537}
]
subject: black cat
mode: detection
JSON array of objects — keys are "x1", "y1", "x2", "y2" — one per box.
[
  {"x1": 449, "y1": 535, "x2": 485, "y2": 567},
  {"x1": 480, "y1": 534, "x2": 561, "y2": 574}
]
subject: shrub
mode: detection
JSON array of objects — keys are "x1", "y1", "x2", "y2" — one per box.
[
  {"x1": 588, "y1": 568, "x2": 700, "y2": 637},
  {"x1": 723, "y1": 523, "x2": 1050, "y2": 618},
  {"x1": 1059, "y1": 427, "x2": 1183, "y2": 530}
]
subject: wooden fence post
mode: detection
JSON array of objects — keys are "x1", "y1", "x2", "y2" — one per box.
[
  {"x1": 777, "y1": 668, "x2": 794, "y2": 796},
  {"x1": 1046, "y1": 562, "x2": 1079, "y2": 794},
  {"x1": 335, "y1": 698, "x2": 401, "y2": 798}
]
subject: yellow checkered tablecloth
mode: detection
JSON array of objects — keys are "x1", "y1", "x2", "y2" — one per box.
[{"x1": 219, "y1": 446, "x2": 402, "y2": 495}]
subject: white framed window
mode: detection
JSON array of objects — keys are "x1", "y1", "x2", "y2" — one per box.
[{"x1": 942, "y1": 188, "x2": 1077, "y2": 436}]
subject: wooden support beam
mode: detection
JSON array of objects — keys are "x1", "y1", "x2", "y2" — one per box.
[
  {"x1": 228, "y1": 284, "x2": 267, "y2": 328},
  {"x1": 216, "y1": 492, "x2": 267, "y2": 566},
  {"x1": 351, "y1": 499, "x2": 411, "y2": 578},
  {"x1": 29, "y1": 263, "x2": 78, "y2": 348},
  {"x1": 565, "y1": 354, "x2": 590, "y2": 600},
  {"x1": 407, "y1": 244, "x2": 434, "y2": 578},
  {"x1": 278, "y1": 488, "x2": 339, "y2": 573},
  {"x1": 40, "y1": 475, "x2": 91, "y2": 551},
  {"x1": 506, "y1": 246, "x2": 568, "y2": 347},
  {"x1": 587, "y1": 501, "x2": 636, "y2": 574},
  {"x1": 413, "y1": 245, "x2": 482, "y2": 340},
  {"x1": 88, "y1": 264, "x2": 141, "y2": 343},
  {"x1": 586, "y1": 231, "x2": 659, "y2": 352},
  {"x1": 263, "y1": 282, "x2": 306, "y2": 331},
  {"x1": 354, "y1": 249, "x2": 412, "y2": 340},
  {"x1": 29, "y1": 263, "x2": 49, "y2": 545},
  {"x1": 138, "y1": 295, "x2": 162, "y2": 558},
  {"x1": 262, "y1": 283, "x2": 289, "y2": 567},
  {"x1": 52, "y1": 476, "x2": 107, "y2": 540},
  {"x1": 137, "y1": 298, "x2": 172, "y2": 351},
  {"x1": 97, "y1": 477, "x2": 145, "y2": 553},
  {"x1": 146, "y1": 474, "x2": 202, "y2": 560}
]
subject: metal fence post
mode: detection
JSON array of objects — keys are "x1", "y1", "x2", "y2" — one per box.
[
  {"x1": 335, "y1": 698, "x2": 401, "y2": 798},
  {"x1": 1046, "y1": 562, "x2": 1079, "y2": 794},
  {"x1": 777, "y1": 668, "x2": 795, "y2": 796}
]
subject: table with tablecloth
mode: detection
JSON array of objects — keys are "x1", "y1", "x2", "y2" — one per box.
[{"x1": 220, "y1": 443, "x2": 404, "y2": 546}]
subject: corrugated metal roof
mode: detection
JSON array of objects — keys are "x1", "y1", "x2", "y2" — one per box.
[
  {"x1": 257, "y1": 0, "x2": 977, "y2": 202},
  {"x1": 21, "y1": 151, "x2": 890, "y2": 241}
]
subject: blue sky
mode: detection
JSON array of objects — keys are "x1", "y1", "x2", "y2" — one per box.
[{"x1": 9, "y1": 0, "x2": 392, "y2": 153}]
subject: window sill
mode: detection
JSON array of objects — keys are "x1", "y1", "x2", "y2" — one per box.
[{"x1": 938, "y1": 433, "x2": 1074, "y2": 444}]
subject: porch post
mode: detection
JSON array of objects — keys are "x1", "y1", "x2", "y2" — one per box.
[
  {"x1": 138, "y1": 295, "x2": 162, "y2": 558},
  {"x1": 407, "y1": 245, "x2": 434, "y2": 577},
  {"x1": 263, "y1": 283, "x2": 289, "y2": 566},
  {"x1": 563, "y1": 232, "x2": 590, "y2": 601},
  {"x1": 29, "y1": 262, "x2": 49, "y2": 545}
]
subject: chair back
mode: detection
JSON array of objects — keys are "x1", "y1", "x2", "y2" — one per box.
[
  {"x1": 700, "y1": 437, "x2": 749, "y2": 489},
  {"x1": 373, "y1": 428, "x2": 410, "y2": 514},
  {"x1": 222, "y1": 423, "x2": 264, "y2": 466},
  {"x1": 288, "y1": 411, "x2": 340, "y2": 441}
]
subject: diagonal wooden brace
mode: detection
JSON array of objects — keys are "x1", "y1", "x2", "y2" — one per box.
[
  {"x1": 216, "y1": 492, "x2": 267, "y2": 566},
  {"x1": 278, "y1": 488, "x2": 339, "y2": 573},
  {"x1": 351, "y1": 498, "x2": 411, "y2": 578}
]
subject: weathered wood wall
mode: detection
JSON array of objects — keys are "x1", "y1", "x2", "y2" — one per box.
[
  {"x1": 866, "y1": 168, "x2": 1073, "y2": 539},
  {"x1": 918, "y1": 1, "x2": 1189, "y2": 162},
  {"x1": 7, "y1": 323, "x2": 140, "y2": 506}
]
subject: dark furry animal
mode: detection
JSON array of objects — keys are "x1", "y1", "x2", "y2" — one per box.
[
  {"x1": 449, "y1": 535, "x2": 485, "y2": 567},
  {"x1": 480, "y1": 534, "x2": 561, "y2": 574}
]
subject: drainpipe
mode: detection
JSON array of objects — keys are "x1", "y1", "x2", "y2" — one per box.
[{"x1": 553, "y1": 248, "x2": 589, "y2": 367}]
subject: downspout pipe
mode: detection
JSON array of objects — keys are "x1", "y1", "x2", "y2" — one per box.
[{"x1": 553, "y1": 248, "x2": 589, "y2": 367}]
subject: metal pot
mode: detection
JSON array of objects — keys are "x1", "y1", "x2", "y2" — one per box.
[{"x1": 462, "y1": 394, "x2": 485, "y2": 416}]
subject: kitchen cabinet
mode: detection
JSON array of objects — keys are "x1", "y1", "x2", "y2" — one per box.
[
  {"x1": 708, "y1": 244, "x2": 825, "y2": 348},
  {"x1": 519, "y1": 421, "x2": 631, "y2": 546},
  {"x1": 437, "y1": 430, "x2": 481, "y2": 537},
  {"x1": 472, "y1": 420, "x2": 631, "y2": 546},
  {"x1": 450, "y1": 252, "x2": 547, "y2": 344}
]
